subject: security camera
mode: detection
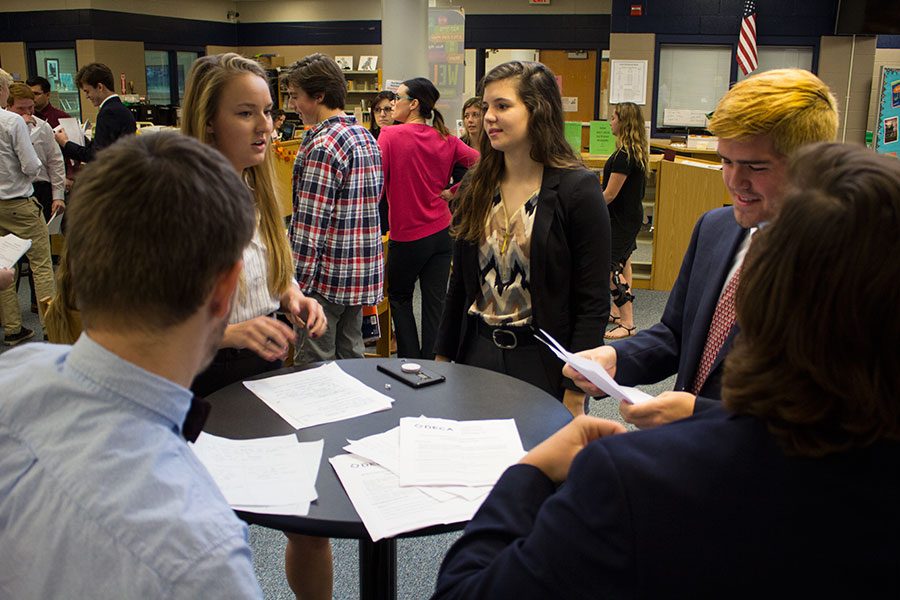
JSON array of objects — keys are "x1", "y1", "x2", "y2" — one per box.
[{"x1": 226, "y1": 10, "x2": 240, "y2": 20}]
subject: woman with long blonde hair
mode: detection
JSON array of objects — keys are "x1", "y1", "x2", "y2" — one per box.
[
  {"x1": 434, "y1": 61, "x2": 610, "y2": 416},
  {"x1": 181, "y1": 53, "x2": 326, "y2": 397},
  {"x1": 182, "y1": 52, "x2": 331, "y2": 600},
  {"x1": 603, "y1": 101, "x2": 648, "y2": 340}
]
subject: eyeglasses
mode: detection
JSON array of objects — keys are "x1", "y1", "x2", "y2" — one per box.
[
  {"x1": 374, "y1": 107, "x2": 393, "y2": 115},
  {"x1": 395, "y1": 95, "x2": 414, "y2": 102}
]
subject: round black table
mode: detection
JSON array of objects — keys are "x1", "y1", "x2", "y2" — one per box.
[{"x1": 203, "y1": 358, "x2": 572, "y2": 600}]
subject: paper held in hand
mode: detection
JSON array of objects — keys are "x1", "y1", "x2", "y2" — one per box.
[
  {"x1": 54, "y1": 117, "x2": 86, "y2": 146},
  {"x1": 0, "y1": 234, "x2": 31, "y2": 269},
  {"x1": 534, "y1": 328, "x2": 652, "y2": 405}
]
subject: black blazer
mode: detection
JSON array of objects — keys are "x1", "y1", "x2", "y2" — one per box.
[
  {"x1": 435, "y1": 166, "x2": 611, "y2": 394},
  {"x1": 63, "y1": 96, "x2": 136, "y2": 163},
  {"x1": 434, "y1": 407, "x2": 900, "y2": 599}
]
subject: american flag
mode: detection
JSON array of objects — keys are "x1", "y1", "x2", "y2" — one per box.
[{"x1": 737, "y1": 0, "x2": 758, "y2": 76}]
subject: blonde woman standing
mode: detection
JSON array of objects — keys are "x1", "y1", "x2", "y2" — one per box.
[
  {"x1": 603, "y1": 102, "x2": 648, "y2": 340},
  {"x1": 181, "y1": 53, "x2": 326, "y2": 397}
]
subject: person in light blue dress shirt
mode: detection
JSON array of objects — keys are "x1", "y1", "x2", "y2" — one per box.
[{"x1": 0, "y1": 132, "x2": 263, "y2": 599}]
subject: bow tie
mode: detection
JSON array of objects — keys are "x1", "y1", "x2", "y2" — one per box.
[{"x1": 182, "y1": 396, "x2": 211, "y2": 443}]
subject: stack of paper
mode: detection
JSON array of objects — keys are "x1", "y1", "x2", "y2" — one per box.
[
  {"x1": 534, "y1": 328, "x2": 652, "y2": 405},
  {"x1": 244, "y1": 362, "x2": 394, "y2": 429},
  {"x1": 331, "y1": 417, "x2": 526, "y2": 541},
  {"x1": 0, "y1": 233, "x2": 31, "y2": 269},
  {"x1": 190, "y1": 432, "x2": 323, "y2": 516}
]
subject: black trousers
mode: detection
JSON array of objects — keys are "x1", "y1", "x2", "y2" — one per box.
[
  {"x1": 388, "y1": 227, "x2": 452, "y2": 359},
  {"x1": 191, "y1": 347, "x2": 282, "y2": 398},
  {"x1": 458, "y1": 321, "x2": 560, "y2": 399}
]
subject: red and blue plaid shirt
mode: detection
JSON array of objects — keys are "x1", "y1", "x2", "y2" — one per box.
[{"x1": 289, "y1": 115, "x2": 384, "y2": 305}]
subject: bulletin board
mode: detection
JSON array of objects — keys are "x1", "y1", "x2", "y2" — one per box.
[{"x1": 873, "y1": 66, "x2": 900, "y2": 157}]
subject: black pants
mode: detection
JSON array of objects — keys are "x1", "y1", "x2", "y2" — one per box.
[
  {"x1": 458, "y1": 322, "x2": 560, "y2": 399},
  {"x1": 191, "y1": 347, "x2": 282, "y2": 398},
  {"x1": 388, "y1": 227, "x2": 452, "y2": 359}
]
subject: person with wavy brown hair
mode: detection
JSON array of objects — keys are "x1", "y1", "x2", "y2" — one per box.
[
  {"x1": 433, "y1": 142, "x2": 900, "y2": 599},
  {"x1": 435, "y1": 61, "x2": 609, "y2": 415}
]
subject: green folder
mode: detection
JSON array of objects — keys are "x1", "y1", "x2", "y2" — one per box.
[
  {"x1": 589, "y1": 120, "x2": 617, "y2": 155},
  {"x1": 564, "y1": 122, "x2": 582, "y2": 154}
]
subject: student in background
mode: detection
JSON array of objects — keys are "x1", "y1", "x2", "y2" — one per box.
[
  {"x1": 603, "y1": 101, "x2": 648, "y2": 340},
  {"x1": 54, "y1": 62, "x2": 136, "y2": 163},
  {"x1": 378, "y1": 77, "x2": 479, "y2": 359},
  {"x1": 6, "y1": 83, "x2": 66, "y2": 221},
  {"x1": 27, "y1": 75, "x2": 71, "y2": 129},
  {"x1": 434, "y1": 61, "x2": 609, "y2": 416},
  {"x1": 459, "y1": 96, "x2": 483, "y2": 149},
  {"x1": 180, "y1": 53, "x2": 325, "y2": 398},
  {"x1": 368, "y1": 90, "x2": 396, "y2": 234},
  {"x1": 271, "y1": 108, "x2": 286, "y2": 140},
  {"x1": 0, "y1": 132, "x2": 264, "y2": 599},
  {"x1": 368, "y1": 90, "x2": 396, "y2": 140},
  {"x1": 433, "y1": 142, "x2": 900, "y2": 599}
]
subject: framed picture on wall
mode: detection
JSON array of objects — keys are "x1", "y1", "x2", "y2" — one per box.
[
  {"x1": 358, "y1": 56, "x2": 378, "y2": 71},
  {"x1": 335, "y1": 56, "x2": 354, "y2": 71},
  {"x1": 45, "y1": 58, "x2": 59, "y2": 81}
]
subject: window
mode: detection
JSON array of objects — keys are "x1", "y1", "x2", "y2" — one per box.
[
  {"x1": 144, "y1": 49, "x2": 201, "y2": 105},
  {"x1": 33, "y1": 48, "x2": 82, "y2": 119},
  {"x1": 736, "y1": 46, "x2": 814, "y2": 81},
  {"x1": 656, "y1": 45, "x2": 732, "y2": 131}
]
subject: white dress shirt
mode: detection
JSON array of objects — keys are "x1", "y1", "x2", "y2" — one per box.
[
  {"x1": 28, "y1": 115, "x2": 66, "y2": 200},
  {"x1": 0, "y1": 108, "x2": 41, "y2": 199}
]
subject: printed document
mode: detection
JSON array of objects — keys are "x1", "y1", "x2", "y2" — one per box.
[
  {"x1": 330, "y1": 453, "x2": 485, "y2": 542},
  {"x1": 190, "y1": 432, "x2": 322, "y2": 511},
  {"x1": 398, "y1": 417, "x2": 525, "y2": 487},
  {"x1": 244, "y1": 362, "x2": 393, "y2": 429},
  {"x1": 344, "y1": 426, "x2": 489, "y2": 502},
  {"x1": 535, "y1": 329, "x2": 652, "y2": 405},
  {"x1": 54, "y1": 117, "x2": 86, "y2": 146},
  {"x1": 0, "y1": 234, "x2": 31, "y2": 269}
]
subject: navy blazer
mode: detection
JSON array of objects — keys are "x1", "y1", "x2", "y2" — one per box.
[
  {"x1": 434, "y1": 166, "x2": 611, "y2": 394},
  {"x1": 613, "y1": 207, "x2": 746, "y2": 403},
  {"x1": 434, "y1": 407, "x2": 900, "y2": 599},
  {"x1": 63, "y1": 96, "x2": 136, "y2": 163}
]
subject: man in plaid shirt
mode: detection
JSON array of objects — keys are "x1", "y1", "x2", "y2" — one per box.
[{"x1": 285, "y1": 53, "x2": 384, "y2": 366}]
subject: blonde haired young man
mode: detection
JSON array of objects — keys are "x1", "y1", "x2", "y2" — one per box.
[{"x1": 566, "y1": 69, "x2": 838, "y2": 427}]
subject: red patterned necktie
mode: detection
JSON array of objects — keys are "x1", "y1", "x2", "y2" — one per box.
[{"x1": 691, "y1": 266, "x2": 741, "y2": 395}]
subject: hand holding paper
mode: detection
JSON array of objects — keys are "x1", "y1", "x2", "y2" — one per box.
[{"x1": 535, "y1": 329, "x2": 651, "y2": 405}]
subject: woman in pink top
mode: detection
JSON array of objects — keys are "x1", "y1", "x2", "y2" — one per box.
[{"x1": 378, "y1": 77, "x2": 479, "y2": 358}]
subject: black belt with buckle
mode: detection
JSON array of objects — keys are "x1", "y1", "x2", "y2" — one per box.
[{"x1": 475, "y1": 319, "x2": 535, "y2": 350}]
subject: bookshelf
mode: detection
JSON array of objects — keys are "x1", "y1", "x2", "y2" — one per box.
[{"x1": 277, "y1": 69, "x2": 382, "y2": 125}]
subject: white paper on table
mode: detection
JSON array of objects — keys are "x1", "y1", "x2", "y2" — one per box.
[
  {"x1": 46, "y1": 211, "x2": 63, "y2": 235},
  {"x1": 398, "y1": 417, "x2": 525, "y2": 488},
  {"x1": 344, "y1": 426, "x2": 491, "y2": 502},
  {"x1": 0, "y1": 233, "x2": 31, "y2": 269},
  {"x1": 534, "y1": 329, "x2": 652, "y2": 405},
  {"x1": 243, "y1": 362, "x2": 393, "y2": 429},
  {"x1": 54, "y1": 117, "x2": 85, "y2": 146},
  {"x1": 232, "y1": 501, "x2": 312, "y2": 517},
  {"x1": 330, "y1": 453, "x2": 484, "y2": 542},
  {"x1": 190, "y1": 433, "x2": 322, "y2": 507}
]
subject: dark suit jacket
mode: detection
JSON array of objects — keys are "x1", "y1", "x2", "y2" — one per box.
[
  {"x1": 434, "y1": 166, "x2": 611, "y2": 394},
  {"x1": 613, "y1": 206, "x2": 746, "y2": 403},
  {"x1": 434, "y1": 407, "x2": 900, "y2": 599},
  {"x1": 63, "y1": 96, "x2": 136, "y2": 163}
]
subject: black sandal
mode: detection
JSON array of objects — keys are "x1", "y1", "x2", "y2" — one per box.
[{"x1": 604, "y1": 324, "x2": 636, "y2": 340}]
